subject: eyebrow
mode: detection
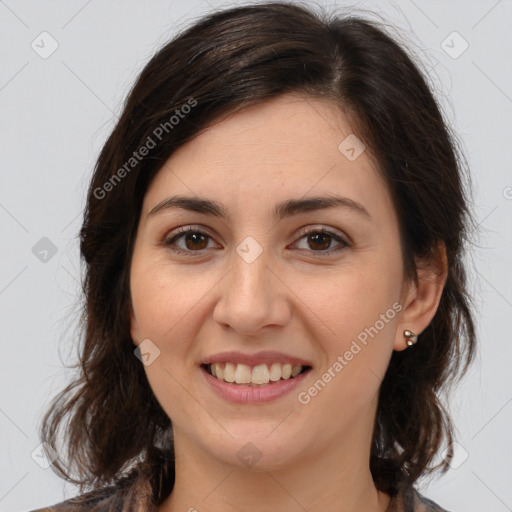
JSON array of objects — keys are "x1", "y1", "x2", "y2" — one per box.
[{"x1": 148, "y1": 194, "x2": 372, "y2": 221}]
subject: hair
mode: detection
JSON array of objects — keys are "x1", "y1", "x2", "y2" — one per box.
[{"x1": 40, "y1": 1, "x2": 477, "y2": 507}]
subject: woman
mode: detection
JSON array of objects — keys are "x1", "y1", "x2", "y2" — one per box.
[{"x1": 33, "y1": 2, "x2": 476, "y2": 511}]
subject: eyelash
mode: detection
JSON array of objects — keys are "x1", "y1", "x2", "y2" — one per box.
[{"x1": 163, "y1": 225, "x2": 350, "y2": 257}]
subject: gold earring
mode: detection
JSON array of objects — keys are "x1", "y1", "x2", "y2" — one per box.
[{"x1": 403, "y1": 329, "x2": 418, "y2": 346}]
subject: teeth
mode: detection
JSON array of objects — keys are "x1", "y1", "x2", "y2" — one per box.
[
  {"x1": 269, "y1": 363, "x2": 281, "y2": 381},
  {"x1": 234, "y1": 363, "x2": 252, "y2": 384},
  {"x1": 209, "y1": 362, "x2": 305, "y2": 385},
  {"x1": 252, "y1": 364, "x2": 270, "y2": 384},
  {"x1": 214, "y1": 362, "x2": 224, "y2": 380},
  {"x1": 281, "y1": 363, "x2": 292, "y2": 379},
  {"x1": 223, "y1": 362, "x2": 236, "y2": 383},
  {"x1": 291, "y1": 364, "x2": 302, "y2": 377}
]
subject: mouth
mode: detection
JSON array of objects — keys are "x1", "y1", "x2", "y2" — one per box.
[{"x1": 201, "y1": 362, "x2": 312, "y2": 387}]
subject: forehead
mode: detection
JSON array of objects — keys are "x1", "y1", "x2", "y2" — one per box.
[
  {"x1": 180, "y1": 94, "x2": 363, "y2": 170},
  {"x1": 143, "y1": 94, "x2": 393, "y2": 227}
]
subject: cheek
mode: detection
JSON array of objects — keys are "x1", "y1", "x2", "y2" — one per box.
[
  {"x1": 131, "y1": 257, "x2": 211, "y2": 341},
  {"x1": 130, "y1": 256, "x2": 225, "y2": 408},
  {"x1": 292, "y1": 263, "x2": 400, "y2": 408},
  {"x1": 294, "y1": 262, "x2": 399, "y2": 346},
  {"x1": 130, "y1": 259, "x2": 207, "y2": 421}
]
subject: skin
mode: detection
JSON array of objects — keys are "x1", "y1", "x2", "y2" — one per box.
[{"x1": 129, "y1": 93, "x2": 447, "y2": 512}]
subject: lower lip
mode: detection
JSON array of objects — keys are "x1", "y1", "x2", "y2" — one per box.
[{"x1": 201, "y1": 365, "x2": 311, "y2": 404}]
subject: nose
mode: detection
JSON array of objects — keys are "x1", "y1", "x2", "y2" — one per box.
[{"x1": 213, "y1": 246, "x2": 291, "y2": 336}]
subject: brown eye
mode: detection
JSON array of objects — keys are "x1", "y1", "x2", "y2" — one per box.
[
  {"x1": 164, "y1": 226, "x2": 349, "y2": 256},
  {"x1": 307, "y1": 232, "x2": 332, "y2": 251},
  {"x1": 293, "y1": 227, "x2": 349, "y2": 255},
  {"x1": 164, "y1": 227, "x2": 216, "y2": 254},
  {"x1": 183, "y1": 232, "x2": 209, "y2": 250}
]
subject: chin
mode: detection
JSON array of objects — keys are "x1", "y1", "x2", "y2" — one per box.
[{"x1": 203, "y1": 432, "x2": 309, "y2": 472}]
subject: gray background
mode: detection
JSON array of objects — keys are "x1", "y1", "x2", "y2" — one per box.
[{"x1": 1, "y1": 0, "x2": 511, "y2": 510}]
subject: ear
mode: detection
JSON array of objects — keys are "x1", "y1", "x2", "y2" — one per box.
[{"x1": 394, "y1": 241, "x2": 448, "y2": 351}]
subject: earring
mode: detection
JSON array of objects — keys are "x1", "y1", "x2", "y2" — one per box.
[{"x1": 403, "y1": 329, "x2": 418, "y2": 346}]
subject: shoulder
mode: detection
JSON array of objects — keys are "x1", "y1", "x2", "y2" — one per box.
[
  {"x1": 388, "y1": 485, "x2": 452, "y2": 512},
  {"x1": 28, "y1": 478, "x2": 158, "y2": 512},
  {"x1": 413, "y1": 489, "x2": 452, "y2": 512},
  {"x1": 28, "y1": 463, "x2": 168, "y2": 511},
  {"x1": 28, "y1": 485, "x2": 124, "y2": 512}
]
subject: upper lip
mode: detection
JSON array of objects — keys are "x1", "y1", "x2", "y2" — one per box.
[{"x1": 202, "y1": 350, "x2": 313, "y2": 367}]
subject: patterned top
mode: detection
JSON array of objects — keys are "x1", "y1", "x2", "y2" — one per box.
[{"x1": 31, "y1": 484, "x2": 450, "y2": 511}]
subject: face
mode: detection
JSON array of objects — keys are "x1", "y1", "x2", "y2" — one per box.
[{"x1": 130, "y1": 94, "x2": 411, "y2": 471}]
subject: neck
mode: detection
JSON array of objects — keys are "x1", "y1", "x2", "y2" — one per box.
[{"x1": 159, "y1": 405, "x2": 390, "y2": 512}]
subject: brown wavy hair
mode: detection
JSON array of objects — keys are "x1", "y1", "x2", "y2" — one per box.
[{"x1": 40, "y1": 1, "x2": 477, "y2": 506}]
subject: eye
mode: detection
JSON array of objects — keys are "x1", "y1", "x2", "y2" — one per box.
[
  {"x1": 163, "y1": 226, "x2": 219, "y2": 254},
  {"x1": 163, "y1": 225, "x2": 350, "y2": 256},
  {"x1": 291, "y1": 226, "x2": 349, "y2": 255}
]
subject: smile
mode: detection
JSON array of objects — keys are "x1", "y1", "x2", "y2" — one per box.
[
  {"x1": 204, "y1": 362, "x2": 311, "y2": 386},
  {"x1": 201, "y1": 363, "x2": 312, "y2": 404}
]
